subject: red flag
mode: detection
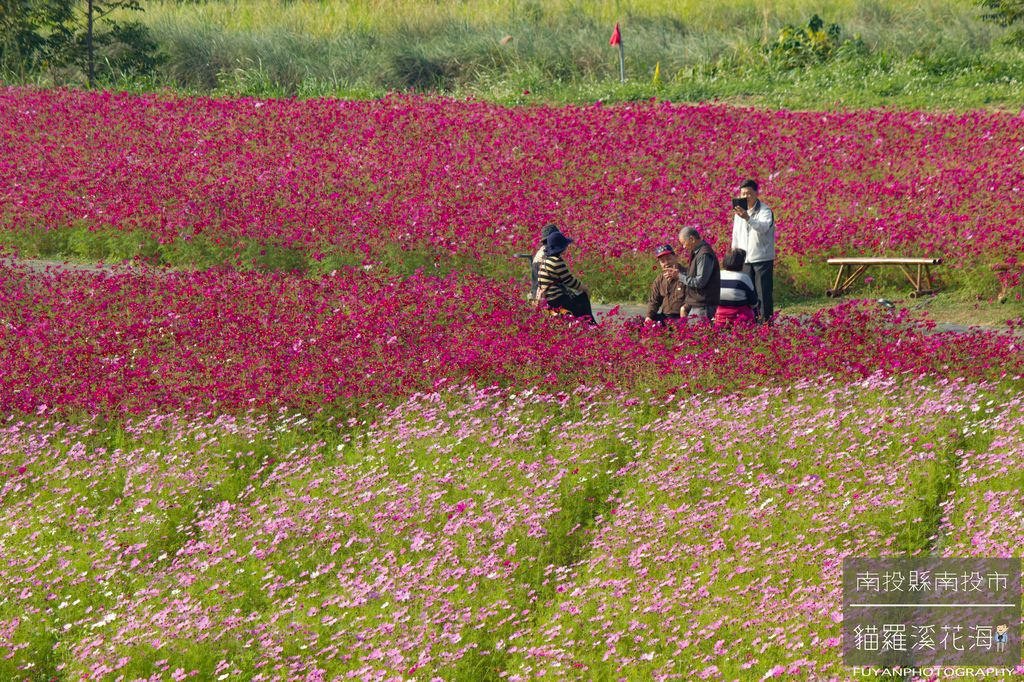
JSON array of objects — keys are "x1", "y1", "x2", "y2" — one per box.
[{"x1": 609, "y1": 23, "x2": 621, "y2": 46}]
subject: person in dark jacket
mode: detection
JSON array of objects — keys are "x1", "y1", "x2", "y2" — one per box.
[
  {"x1": 536, "y1": 231, "x2": 595, "y2": 324},
  {"x1": 676, "y1": 226, "x2": 721, "y2": 321},
  {"x1": 645, "y1": 243, "x2": 685, "y2": 323}
]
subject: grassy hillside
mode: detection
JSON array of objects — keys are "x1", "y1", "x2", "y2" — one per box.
[{"x1": 12, "y1": 0, "x2": 1018, "y2": 108}]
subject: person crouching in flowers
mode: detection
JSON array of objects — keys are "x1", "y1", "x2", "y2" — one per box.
[
  {"x1": 529, "y1": 223, "x2": 561, "y2": 303},
  {"x1": 536, "y1": 230, "x2": 595, "y2": 324},
  {"x1": 714, "y1": 248, "x2": 758, "y2": 328},
  {"x1": 645, "y1": 243, "x2": 685, "y2": 324}
]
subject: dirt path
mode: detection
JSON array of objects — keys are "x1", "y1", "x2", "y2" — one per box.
[
  {"x1": 587, "y1": 302, "x2": 998, "y2": 334},
  {"x1": 1, "y1": 256, "x2": 145, "y2": 274}
]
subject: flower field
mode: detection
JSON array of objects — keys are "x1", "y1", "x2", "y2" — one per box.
[
  {"x1": 1, "y1": 377, "x2": 1022, "y2": 680},
  {"x1": 0, "y1": 256, "x2": 1021, "y2": 678},
  {"x1": 1, "y1": 87, "x2": 1023, "y2": 679},
  {"x1": 2, "y1": 89, "x2": 1024, "y2": 298},
  {"x1": 0, "y1": 262, "x2": 1021, "y2": 414}
]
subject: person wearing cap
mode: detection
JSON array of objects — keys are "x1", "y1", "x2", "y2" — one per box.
[
  {"x1": 645, "y1": 244, "x2": 685, "y2": 323},
  {"x1": 530, "y1": 223, "x2": 561, "y2": 302},
  {"x1": 537, "y1": 231, "x2": 595, "y2": 324},
  {"x1": 730, "y1": 179, "x2": 775, "y2": 322},
  {"x1": 676, "y1": 226, "x2": 721, "y2": 321},
  {"x1": 714, "y1": 248, "x2": 758, "y2": 328}
]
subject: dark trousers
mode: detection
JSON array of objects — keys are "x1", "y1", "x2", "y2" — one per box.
[
  {"x1": 743, "y1": 260, "x2": 774, "y2": 322},
  {"x1": 649, "y1": 312, "x2": 681, "y2": 324},
  {"x1": 548, "y1": 292, "x2": 596, "y2": 324}
]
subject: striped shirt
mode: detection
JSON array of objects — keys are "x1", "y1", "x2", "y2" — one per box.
[
  {"x1": 537, "y1": 254, "x2": 582, "y2": 302},
  {"x1": 719, "y1": 270, "x2": 757, "y2": 308},
  {"x1": 529, "y1": 246, "x2": 546, "y2": 301}
]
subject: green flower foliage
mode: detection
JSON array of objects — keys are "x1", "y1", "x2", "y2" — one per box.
[{"x1": 765, "y1": 14, "x2": 855, "y2": 69}]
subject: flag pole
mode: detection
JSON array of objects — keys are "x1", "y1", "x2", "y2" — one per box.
[{"x1": 610, "y1": 23, "x2": 624, "y2": 83}]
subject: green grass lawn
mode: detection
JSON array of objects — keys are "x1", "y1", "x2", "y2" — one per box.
[{"x1": 8, "y1": 0, "x2": 1023, "y2": 110}]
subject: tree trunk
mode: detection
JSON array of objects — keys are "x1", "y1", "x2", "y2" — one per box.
[{"x1": 87, "y1": 0, "x2": 95, "y2": 87}]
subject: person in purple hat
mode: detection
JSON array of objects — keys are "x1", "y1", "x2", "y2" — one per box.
[
  {"x1": 536, "y1": 230, "x2": 595, "y2": 324},
  {"x1": 645, "y1": 243, "x2": 685, "y2": 323}
]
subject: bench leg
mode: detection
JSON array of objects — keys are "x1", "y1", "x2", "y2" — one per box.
[
  {"x1": 997, "y1": 272, "x2": 1011, "y2": 303},
  {"x1": 924, "y1": 265, "x2": 936, "y2": 291},
  {"x1": 826, "y1": 264, "x2": 846, "y2": 297},
  {"x1": 898, "y1": 263, "x2": 940, "y2": 298},
  {"x1": 827, "y1": 264, "x2": 869, "y2": 297},
  {"x1": 897, "y1": 264, "x2": 920, "y2": 291},
  {"x1": 993, "y1": 264, "x2": 1016, "y2": 302}
]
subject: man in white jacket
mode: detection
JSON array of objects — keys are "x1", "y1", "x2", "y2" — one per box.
[{"x1": 730, "y1": 179, "x2": 775, "y2": 322}]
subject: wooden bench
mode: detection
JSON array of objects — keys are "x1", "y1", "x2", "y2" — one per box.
[
  {"x1": 993, "y1": 261, "x2": 1023, "y2": 303},
  {"x1": 826, "y1": 257, "x2": 943, "y2": 298}
]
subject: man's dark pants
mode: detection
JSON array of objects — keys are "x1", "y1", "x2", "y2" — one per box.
[{"x1": 743, "y1": 260, "x2": 774, "y2": 322}]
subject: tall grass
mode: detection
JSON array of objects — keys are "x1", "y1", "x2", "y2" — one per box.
[
  {"x1": 138, "y1": 0, "x2": 988, "y2": 39},
  {"x1": 17, "y1": 0, "x2": 1020, "y2": 108}
]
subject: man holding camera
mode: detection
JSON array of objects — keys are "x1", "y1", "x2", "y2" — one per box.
[{"x1": 730, "y1": 179, "x2": 775, "y2": 322}]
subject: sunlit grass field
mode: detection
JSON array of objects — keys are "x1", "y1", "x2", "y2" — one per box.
[
  {"x1": 139, "y1": 0, "x2": 985, "y2": 40},
  {"x1": 105, "y1": 0, "x2": 1024, "y2": 108}
]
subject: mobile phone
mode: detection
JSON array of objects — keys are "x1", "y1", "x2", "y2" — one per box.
[{"x1": 731, "y1": 197, "x2": 748, "y2": 211}]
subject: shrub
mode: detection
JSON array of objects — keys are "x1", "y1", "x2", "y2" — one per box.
[{"x1": 766, "y1": 14, "x2": 855, "y2": 69}]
